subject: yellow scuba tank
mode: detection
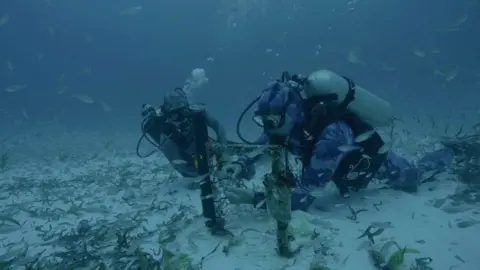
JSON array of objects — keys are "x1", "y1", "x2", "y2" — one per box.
[{"x1": 305, "y1": 69, "x2": 393, "y2": 127}]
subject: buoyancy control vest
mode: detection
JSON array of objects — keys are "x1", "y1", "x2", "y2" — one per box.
[
  {"x1": 141, "y1": 111, "x2": 197, "y2": 163},
  {"x1": 300, "y1": 76, "x2": 387, "y2": 195}
]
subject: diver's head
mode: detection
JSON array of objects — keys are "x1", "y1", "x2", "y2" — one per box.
[
  {"x1": 252, "y1": 82, "x2": 304, "y2": 136},
  {"x1": 162, "y1": 88, "x2": 190, "y2": 121}
]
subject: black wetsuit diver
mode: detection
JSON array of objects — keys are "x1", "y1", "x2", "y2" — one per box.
[{"x1": 137, "y1": 88, "x2": 230, "y2": 178}]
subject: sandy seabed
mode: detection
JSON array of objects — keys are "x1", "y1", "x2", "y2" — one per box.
[{"x1": 0, "y1": 131, "x2": 479, "y2": 270}]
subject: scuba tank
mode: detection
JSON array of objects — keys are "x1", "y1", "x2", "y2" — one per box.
[{"x1": 305, "y1": 69, "x2": 393, "y2": 128}]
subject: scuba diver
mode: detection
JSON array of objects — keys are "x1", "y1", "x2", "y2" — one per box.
[
  {"x1": 220, "y1": 70, "x2": 454, "y2": 212},
  {"x1": 137, "y1": 87, "x2": 241, "y2": 182}
]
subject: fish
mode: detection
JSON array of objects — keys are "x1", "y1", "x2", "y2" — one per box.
[
  {"x1": 4, "y1": 84, "x2": 27, "y2": 93},
  {"x1": 120, "y1": 6, "x2": 143, "y2": 15},
  {"x1": 7, "y1": 61, "x2": 13, "y2": 70},
  {"x1": 72, "y1": 94, "x2": 95, "y2": 104},
  {"x1": 355, "y1": 130, "x2": 376, "y2": 143},
  {"x1": 57, "y1": 74, "x2": 67, "y2": 94},
  {"x1": 101, "y1": 101, "x2": 112, "y2": 112},
  {"x1": 454, "y1": 14, "x2": 469, "y2": 28},
  {"x1": 80, "y1": 67, "x2": 92, "y2": 75},
  {"x1": 446, "y1": 70, "x2": 458, "y2": 81},
  {"x1": 0, "y1": 14, "x2": 9, "y2": 26},
  {"x1": 347, "y1": 47, "x2": 366, "y2": 65},
  {"x1": 413, "y1": 50, "x2": 426, "y2": 57},
  {"x1": 338, "y1": 144, "x2": 362, "y2": 153},
  {"x1": 380, "y1": 64, "x2": 396, "y2": 71},
  {"x1": 21, "y1": 107, "x2": 28, "y2": 120}
]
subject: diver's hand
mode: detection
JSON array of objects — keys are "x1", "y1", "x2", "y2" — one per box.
[
  {"x1": 225, "y1": 187, "x2": 254, "y2": 205},
  {"x1": 220, "y1": 162, "x2": 243, "y2": 179}
]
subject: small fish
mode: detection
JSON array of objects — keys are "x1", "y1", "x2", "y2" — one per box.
[
  {"x1": 454, "y1": 254, "x2": 465, "y2": 263},
  {"x1": 338, "y1": 144, "x2": 362, "y2": 153},
  {"x1": 380, "y1": 64, "x2": 396, "y2": 71},
  {"x1": 413, "y1": 50, "x2": 426, "y2": 57},
  {"x1": 0, "y1": 14, "x2": 9, "y2": 26},
  {"x1": 57, "y1": 87, "x2": 66, "y2": 94},
  {"x1": 446, "y1": 70, "x2": 457, "y2": 81},
  {"x1": 4, "y1": 84, "x2": 27, "y2": 93},
  {"x1": 21, "y1": 107, "x2": 28, "y2": 120},
  {"x1": 80, "y1": 67, "x2": 92, "y2": 75},
  {"x1": 172, "y1": 159, "x2": 187, "y2": 165},
  {"x1": 101, "y1": 101, "x2": 112, "y2": 112},
  {"x1": 454, "y1": 14, "x2": 469, "y2": 28},
  {"x1": 355, "y1": 130, "x2": 376, "y2": 143},
  {"x1": 120, "y1": 6, "x2": 143, "y2": 15},
  {"x1": 72, "y1": 94, "x2": 95, "y2": 104},
  {"x1": 57, "y1": 74, "x2": 67, "y2": 94},
  {"x1": 346, "y1": 48, "x2": 367, "y2": 65}
]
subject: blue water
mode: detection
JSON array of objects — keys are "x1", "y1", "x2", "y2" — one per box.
[{"x1": 0, "y1": 0, "x2": 478, "y2": 134}]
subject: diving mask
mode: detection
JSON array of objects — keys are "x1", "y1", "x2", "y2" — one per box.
[{"x1": 167, "y1": 109, "x2": 187, "y2": 123}]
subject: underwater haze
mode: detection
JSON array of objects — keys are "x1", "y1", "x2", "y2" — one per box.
[
  {"x1": 0, "y1": 0, "x2": 480, "y2": 269},
  {"x1": 1, "y1": 0, "x2": 479, "y2": 136}
]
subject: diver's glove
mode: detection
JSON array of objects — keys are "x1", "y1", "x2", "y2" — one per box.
[{"x1": 225, "y1": 187, "x2": 255, "y2": 205}]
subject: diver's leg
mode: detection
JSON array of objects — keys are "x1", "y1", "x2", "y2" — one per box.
[
  {"x1": 417, "y1": 148, "x2": 454, "y2": 171},
  {"x1": 382, "y1": 151, "x2": 421, "y2": 192},
  {"x1": 382, "y1": 148, "x2": 454, "y2": 192}
]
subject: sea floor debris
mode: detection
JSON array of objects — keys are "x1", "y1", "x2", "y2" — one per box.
[{"x1": 0, "y1": 138, "x2": 478, "y2": 269}]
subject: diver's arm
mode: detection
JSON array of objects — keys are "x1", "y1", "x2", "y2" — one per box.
[
  {"x1": 235, "y1": 133, "x2": 269, "y2": 167},
  {"x1": 253, "y1": 122, "x2": 354, "y2": 212},
  {"x1": 205, "y1": 111, "x2": 227, "y2": 145}
]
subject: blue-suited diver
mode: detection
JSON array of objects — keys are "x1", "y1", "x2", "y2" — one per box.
[
  {"x1": 220, "y1": 70, "x2": 454, "y2": 212},
  {"x1": 136, "y1": 87, "x2": 250, "y2": 180}
]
